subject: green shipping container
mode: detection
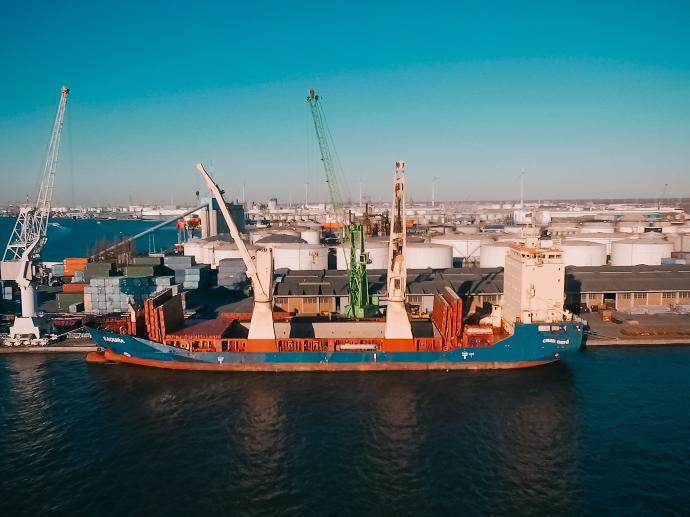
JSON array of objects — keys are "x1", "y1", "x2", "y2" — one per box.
[{"x1": 56, "y1": 293, "x2": 85, "y2": 311}]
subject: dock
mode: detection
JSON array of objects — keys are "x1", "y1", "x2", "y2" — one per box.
[{"x1": 0, "y1": 339, "x2": 98, "y2": 354}]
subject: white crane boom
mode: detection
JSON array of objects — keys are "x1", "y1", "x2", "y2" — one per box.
[
  {"x1": 384, "y1": 160, "x2": 412, "y2": 339},
  {"x1": 1, "y1": 86, "x2": 69, "y2": 341},
  {"x1": 195, "y1": 164, "x2": 275, "y2": 340},
  {"x1": 3, "y1": 86, "x2": 69, "y2": 263}
]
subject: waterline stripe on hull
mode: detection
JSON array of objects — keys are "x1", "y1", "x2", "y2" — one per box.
[{"x1": 101, "y1": 350, "x2": 557, "y2": 371}]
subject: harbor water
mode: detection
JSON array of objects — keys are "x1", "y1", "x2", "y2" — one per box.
[
  {"x1": 0, "y1": 217, "x2": 179, "y2": 262},
  {"x1": 1, "y1": 346, "x2": 689, "y2": 515}
]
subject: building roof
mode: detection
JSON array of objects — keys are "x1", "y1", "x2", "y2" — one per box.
[
  {"x1": 272, "y1": 265, "x2": 690, "y2": 297},
  {"x1": 565, "y1": 264, "x2": 690, "y2": 293}
]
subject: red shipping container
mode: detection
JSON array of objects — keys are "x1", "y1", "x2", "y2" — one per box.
[{"x1": 62, "y1": 283, "x2": 86, "y2": 294}]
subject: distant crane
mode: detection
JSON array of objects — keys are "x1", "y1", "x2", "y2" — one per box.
[
  {"x1": 657, "y1": 183, "x2": 669, "y2": 210},
  {"x1": 306, "y1": 88, "x2": 347, "y2": 228},
  {"x1": 307, "y1": 89, "x2": 379, "y2": 318},
  {"x1": 1, "y1": 86, "x2": 69, "y2": 341}
]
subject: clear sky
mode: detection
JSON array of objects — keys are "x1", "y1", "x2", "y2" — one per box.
[{"x1": 1, "y1": 0, "x2": 689, "y2": 206}]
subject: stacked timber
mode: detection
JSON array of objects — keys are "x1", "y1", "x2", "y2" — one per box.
[{"x1": 217, "y1": 258, "x2": 247, "y2": 290}]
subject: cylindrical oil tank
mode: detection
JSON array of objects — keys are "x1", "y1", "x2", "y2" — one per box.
[
  {"x1": 211, "y1": 242, "x2": 258, "y2": 268},
  {"x1": 406, "y1": 243, "x2": 453, "y2": 269},
  {"x1": 250, "y1": 230, "x2": 302, "y2": 244},
  {"x1": 479, "y1": 242, "x2": 513, "y2": 268},
  {"x1": 271, "y1": 244, "x2": 328, "y2": 271},
  {"x1": 561, "y1": 240, "x2": 607, "y2": 266},
  {"x1": 429, "y1": 235, "x2": 486, "y2": 261},
  {"x1": 300, "y1": 229, "x2": 321, "y2": 245},
  {"x1": 249, "y1": 230, "x2": 268, "y2": 244},
  {"x1": 610, "y1": 236, "x2": 674, "y2": 266},
  {"x1": 565, "y1": 233, "x2": 629, "y2": 255},
  {"x1": 336, "y1": 242, "x2": 388, "y2": 270}
]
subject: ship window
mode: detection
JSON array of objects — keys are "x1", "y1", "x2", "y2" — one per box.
[
  {"x1": 634, "y1": 293, "x2": 646, "y2": 300},
  {"x1": 304, "y1": 297, "x2": 318, "y2": 304},
  {"x1": 275, "y1": 297, "x2": 287, "y2": 304},
  {"x1": 620, "y1": 293, "x2": 632, "y2": 300},
  {"x1": 678, "y1": 292, "x2": 690, "y2": 300},
  {"x1": 662, "y1": 292, "x2": 675, "y2": 299}
]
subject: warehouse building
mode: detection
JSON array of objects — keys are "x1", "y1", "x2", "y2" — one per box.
[{"x1": 271, "y1": 265, "x2": 690, "y2": 317}]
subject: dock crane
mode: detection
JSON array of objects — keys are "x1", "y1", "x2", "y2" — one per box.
[
  {"x1": 657, "y1": 183, "x2": 669, "y2": 211},
  {"x1": 1, "y1": 86, "x2": 69, "y2": 342},
  {"x1": 384, "y1": 161, "x2": 413, "y2": 340},
  {"x1": 306, "y1": 89, "x2": 347, "y2": 226},
  {"x1": 196, "y1": 164, "x2": 276, "y2": 340},
  {"x1": 307, "y1": 89, "x2": 379, "y2": 318}
]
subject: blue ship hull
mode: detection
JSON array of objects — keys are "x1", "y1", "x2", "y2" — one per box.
[{"x1": 87, "y1": 322, "x2": 583, "y2": 371}]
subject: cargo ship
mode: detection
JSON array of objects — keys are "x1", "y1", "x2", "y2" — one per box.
[{"x1": 86, "y1": 162, "x2": 584, "y2": 371}]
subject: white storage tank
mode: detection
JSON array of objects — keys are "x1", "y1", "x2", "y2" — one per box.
[
  {"x1": 561, "y1": 240, "x2": 607, "y2": 266},
  {"x1": 271, "y1": 244, "x2": 328, "y2": 271},
  {"x1": 250, "y1": 230, "x2": 302, "y2": 244},
  {"x1": 565, "y1": 233, "x2": 629, "y2": 255},
  {"x1": 610, "y1": 235, "x2": 674, "y2": 266},
  {"x1": 211, "y1": 242, "x2": 259, "y2": 268},
  {"x1": 430, "y1": 235, "x2": 486, "y2": 262},
  {"x1": 406, "y1": 243, "x2": 453, "y2": 269},
  {"x1": 336, "y1": 242, "x2": 389, "y2": 270},
  {"x1": 300, "y1": 229, "x2": 321, "y2": 245},
  {"x1": 479, "y1": 242, "x2": 513, "y2": 268}
]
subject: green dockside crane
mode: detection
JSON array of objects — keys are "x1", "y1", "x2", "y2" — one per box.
[
  {"x1": 344, "y1": 224, "x2": 379, "y2": 318},
  {"x1": 306, "y1": 89, "x2": 379, "y2": 318}
]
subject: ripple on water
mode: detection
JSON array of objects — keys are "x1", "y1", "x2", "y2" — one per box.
[{"x1": 1, "y1": 348, "x2": 690, "y2": 516}]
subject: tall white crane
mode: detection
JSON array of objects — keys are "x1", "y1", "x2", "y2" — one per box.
[
  {"x1": 384, "y1": 160, "x2": 413, "y2": 340},
  {"x1": 1, "y1": 86, "x2": 69, "y2": 340}
]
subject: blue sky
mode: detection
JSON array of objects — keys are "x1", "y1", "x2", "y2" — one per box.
[{"x1": 1, "y1": 0, "x2": 689, "y2": 206}]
